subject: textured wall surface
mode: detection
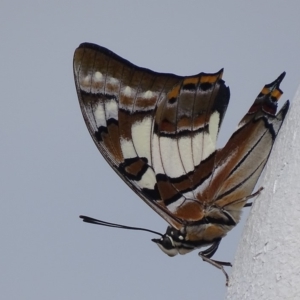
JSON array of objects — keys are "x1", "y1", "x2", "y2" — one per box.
[{"x1": 227, "y1": 86, "x2": 300, "y2": 299}]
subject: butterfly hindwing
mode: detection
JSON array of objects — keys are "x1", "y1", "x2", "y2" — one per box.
[{"x1": 203, "y1": 73, "x2": 289, "y2": 211}]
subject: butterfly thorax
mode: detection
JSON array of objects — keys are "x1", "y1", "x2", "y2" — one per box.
[{"x1": 152, "y1": 203, "x2": 239, "y2": 256}]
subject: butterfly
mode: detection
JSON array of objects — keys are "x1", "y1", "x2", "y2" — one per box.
[{"x1": 73, "y1": 42, "x2": 289, "y2": 284}]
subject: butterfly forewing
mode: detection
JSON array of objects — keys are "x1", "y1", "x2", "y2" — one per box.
[{"x1": 73, "y1": 43, "x2": 231, "y2": 227}]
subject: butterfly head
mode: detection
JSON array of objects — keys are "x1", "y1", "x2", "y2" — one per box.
[{"x1": 151, "y1": 226, "x2": 195, "y2": 257}]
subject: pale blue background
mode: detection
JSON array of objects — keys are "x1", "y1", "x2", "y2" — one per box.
[{"x1": 1, "y1": 1, "x2": 300, "y2": 299}]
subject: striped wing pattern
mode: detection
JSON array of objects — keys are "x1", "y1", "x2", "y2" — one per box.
[
  {"x1": 74, "y1": 43, "x2": 289, "y2": 233},
  {"x1": 203, "y1": 74, "x2": 289, "y2": 208}
]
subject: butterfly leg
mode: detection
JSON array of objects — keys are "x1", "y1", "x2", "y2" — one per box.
[
  {"x1": 247, "y1": 186, "x2": 264, "y2": 199},
  {"x1": 243, "y1": 187, "x2": 264, "y2": 207},
  {"x1": 198, "y1": 238, "x2": 231, "y2": 285},
  {"x1": 199, "y1": 254, "x2": 230, "y2": 286}
]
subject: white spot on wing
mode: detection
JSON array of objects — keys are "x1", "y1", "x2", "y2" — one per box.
[
  {"x1": 123, "y1": 86, "x2": 132, "y2": 97},
  {"x1": 136, "y1": 167, "x2": 156, "y2": 190},
  {"x1": 160, "y1": 137, "x2": 186, "y2": 178},
  {"x1": 192, "y1": 112, "x2": 219, "y2": 166},
  {"x1": 94, "y1": 103, "x2": 106, "y2": 127},
  {"x1": 108, "y1": 77, "x2": 118, "y2": 85},
  {"x1": 79, "y1": 73, "x2": 93, "y2": 93},
  {"x1": 152, "y1": 133, "x2": 165, "y2": 173},
  {"x1": 178, "y1": 137, "x2": 194, "y2": 173},
  {"x1": 105, "y1": 99, "x2": 118, "y2": 121},
  {"x1": 121, "y1": 138, "x2": 136, "y2": 159},
  {"x1": 142, "y1": 90, "x2": 153, "y2": 99},
  {"x1": 132, "y1": 117, "x2": 152, "y2": 165},
  {"x1": 83, "y1": 74, "x2": 92, "y2": 85},
  {"x1": 202, "y1": 133, "x2": 215, "y2": 160},
  {"x1": 192, "y1": 132, "x2": 215, "y2": 165},
  {"x1": 208, "y1": 111, "x2": 220, "y2": 147},
  {"x1": 192, "y1": 132, "x2": 204, "y2": 166},
  {"x1": 94, "y1": 71, "x2": 103, "y2": 81}
]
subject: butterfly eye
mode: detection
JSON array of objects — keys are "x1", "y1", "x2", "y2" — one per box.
[
  {"x1": 152, "y1": 235, "x2": 178, "y2": 257},
  {"x1": 165, "y1": 236, "x2": 175, "y2": 248}
]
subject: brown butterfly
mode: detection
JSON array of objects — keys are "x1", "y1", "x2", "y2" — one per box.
[{"x1": 73, "y1": 43, "x2": 289, "y2": 284}]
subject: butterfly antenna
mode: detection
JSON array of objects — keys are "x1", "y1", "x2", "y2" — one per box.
[{"x1": 79, "y1": 215, "x2": 163, "y2": 237}]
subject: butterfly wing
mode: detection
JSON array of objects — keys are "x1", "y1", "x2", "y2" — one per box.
[
  {"x1": 73, "y1": 43, "x2": 230, "y2": 229},
  {"x1": 152, "y1": 71, "x2": 230, "y2": 221},
  {"x1": 201, "y1": 73, "x2": 290, "y2": 211}
]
